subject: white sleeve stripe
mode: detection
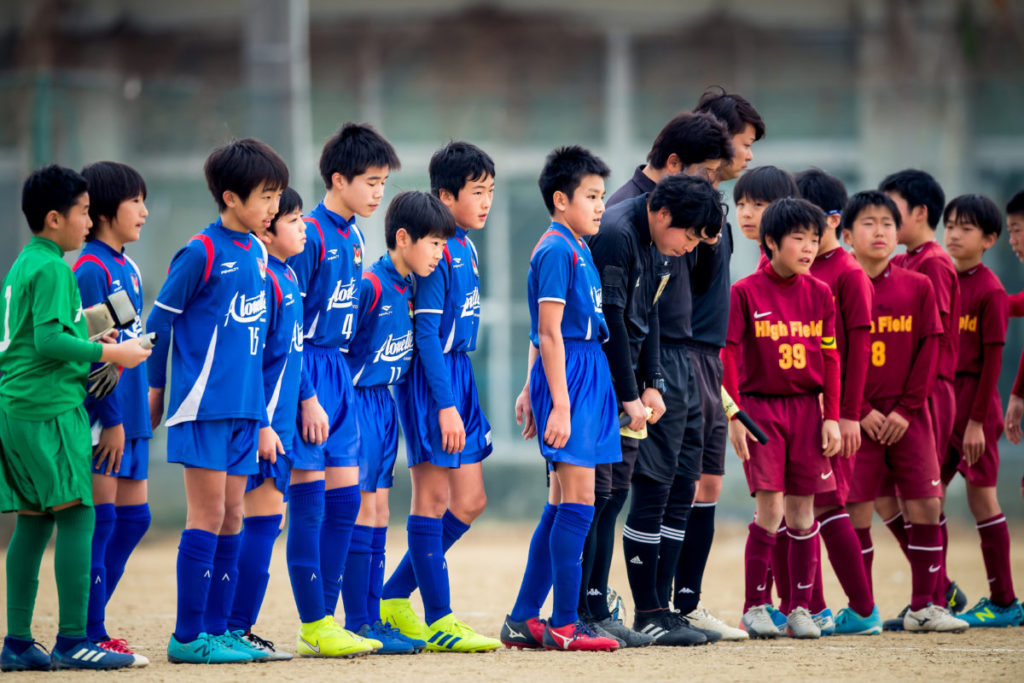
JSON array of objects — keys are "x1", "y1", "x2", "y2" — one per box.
[
  {"x1": 413, "y1": 308, "x2": 444, "y2": 315},
  {"x1": 154, "y1": 301, "x2": 183, "y2": 314},
  {"x1": 537, "y1": 297, "x2": 566, "y2": 303}
]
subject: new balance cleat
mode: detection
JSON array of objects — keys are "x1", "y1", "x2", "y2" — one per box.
[
  {"x1": 234, "y1": 631, "x2": 292, "y2": 661},
  {"x1": 542, "y1": 620, "x2": 619, "y2": 651},
  {"x1": 500, "y1": 615, "x2": 546, "y2": 649},
  {"x1": 587, "y1": 616, "x2": 653, "y2": 647},
  {"x1": 1, "y1": 637, "x2": 51, "y2": 672},
  {"x1": 424, "y1": 613, "x2": 501, "y2": 652},
  {"x1": 634, "y1": 609, "x2": 707, "y2": 646},
  {"x1": 51, "y1": 637, "x2": 135, "y2": 670},
  {"x1": 685, "y1": 605, "x2": 749, "y2": 641},
  {"x1": 741, "y1": 605, "x2": 781, "y2": 639},
  {"x1": 380, "y1": 597, "x2": 430, "y2": 641},
  {"x1": 812, "y1": 608, "x2": 835, "y2": 636},
  {"x1": 903, "y1": 605, "x2": 969, "y2": 633},
  {"x1": 97, "y1": 637, "x2": 150, "y2": 666},
  {"x1": 959, "y1": 597, "x2": 1024, "y2": 628},
  {"x1": 833, "y1": 605, "x2": 882, "y2": 635},
  {"x1": 945, "y1": 580, "x2": 968, "y2": 614},
  {"x1": 297, "y1": 616, "x2": 377, "y2": 657},
  {"x1": 668, "y1": 610, "x2": 721, "y2": 643},
  {"x1": 358, "y1": 622, "x2": 415, "y2": 654},
  {"x1": 211, "y1": 632, "x2": 265, "y2": 661},
  {"x1": 167, "y1": 633, "x2": 251, "y2": 664},
  {"x1": 767, "y1": 605, "x2": 789, "y2": 636},
  {"x1": 786, "y1": 607, "x2": 821, "y2": 639},
  {"x1": 882, "y1": 604, "x2": 908, "y2": 632}
]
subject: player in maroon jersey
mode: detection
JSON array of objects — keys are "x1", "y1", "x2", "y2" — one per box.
[
  {"x1": 943, "y1": 194, "x2": 1024, "y2": 627},
  {"x1": 878, "y1": 169, "x2": 965, "y2": 617},
  {"x1": 723, "y1": 198, "x2": 841, "y2": 639},
  {"x1": 842, "y1": 191, "x2": 968, "y2": 633},
  {"x1": 1001, "y1": 190, "x2": 1024, "y2": 500},
  {"x1": 793, "y1": 169, "x2": 878, "y2": 635}
]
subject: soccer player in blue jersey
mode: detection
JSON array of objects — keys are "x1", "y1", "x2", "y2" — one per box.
[
  {"x1": 381, "y1": 141, "x2": 500, "y2": 651},
  {"x1": 73, "y1": 162, "x2": 153, "y2": 665},
  {"x1": 147, "y1": 138, "x2": 288, "y2": 664},
  {"x1": 225, "y1": 188, "x2": 330, "y2": 659},
  {"x1": 339, "y1": 191, "x2": 455, "y2": 654},
  {"x1": 286, "y1": 123, "x2": 399, "y2": 655},
  {"x1": 502, "y1": 146, "x2": 621, "y2": 652}
]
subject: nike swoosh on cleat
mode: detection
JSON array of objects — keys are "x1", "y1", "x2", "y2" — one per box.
[
  {"x1": 299, "y1": 637, "x2": 320, "y2": 654},
  {"x1": 928, "y1": 565, "x2": 941, "y2": 573},
  {"x1": 821, "y1": 471, "x2": 834, "y2": 480}
]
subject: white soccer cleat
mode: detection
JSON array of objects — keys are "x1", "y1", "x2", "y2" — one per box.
[
  {"x1": 903, "y1": 605, "x2": 969, "y2": 633},
  {"x1": 741, "y1": 605, "x2": 780, "y2": 639},
  {"x1": 785, "y1": 607, "x2": 821, "y2": 639},
  {"x1": 686, "y1": 605, "x2": 748, "y2": 641}
]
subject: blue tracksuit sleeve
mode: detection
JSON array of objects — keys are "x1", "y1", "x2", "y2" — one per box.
[
  {"x1": 412, "y1": 265, "x2": 455, "y2": 409},
  {"x1": 75, "y1": 260, "x2": 124, "y2": 428},
  {"x1": 146, "y1": 240, "x2": 209, "y2": 389}
]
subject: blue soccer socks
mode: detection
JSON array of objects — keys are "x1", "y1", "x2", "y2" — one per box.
[
  {"x1": 321, "y1": 485, "x2": 360, "y2": 616},
  {"x1": 549, "y1": 503, "x2": 595, "y2": 628},
  {"x1": 368, "y1": 527, "x2": 388, "y2": 625},
  {"x1": 87, "y1": 503, "x2": 116, "y2": 641},
  {"x1": 383, "y1": 509, "x2": 470, "y2": 600},
  {"x1": 228, "y1": 515, "x2": 281, "y2": 633},
  {"x1": 510, "y1": 503, "x2": 557, "y2": 623},
  {"x1": 104, "y1": 503, "x2": 151, "y2": 599},
  {"x1": 174, "y1": 529, "x2": 218, "y2": 643},
  {"x1": 407, "y1": 515, "x2": 450, "y2": 625},
  {"x1": 203, "y1": 533, "x2": 241, "y2": 636},
  {"x1": 287, "y1": 480, "x2": 326, "y2": 624},
  {"x1": 341, "y1": 525, "x2": 374, "y2": 631}
]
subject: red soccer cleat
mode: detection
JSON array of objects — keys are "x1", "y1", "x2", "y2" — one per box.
[{"x1": 542, "y1": 620, "x2": 619, "y2": 652}]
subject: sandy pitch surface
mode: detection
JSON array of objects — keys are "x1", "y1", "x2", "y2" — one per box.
[{"x1": 2, "y1": 521, "x2": 1023, "y2": 681}]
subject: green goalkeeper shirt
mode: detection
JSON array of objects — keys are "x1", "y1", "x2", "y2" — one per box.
[{"x1": 0, "y1": 236, "x2": 102, "y2": 420}]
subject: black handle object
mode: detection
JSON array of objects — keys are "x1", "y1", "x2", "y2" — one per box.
[{"x1": 720, "y1": 387, "x2": 769, "y2": 445}]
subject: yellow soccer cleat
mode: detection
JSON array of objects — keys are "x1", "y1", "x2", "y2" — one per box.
[
  {"x1": 380, "y1": 598, "x2": 430, "y2": 641},
  {"x1": 424, "y1": 613, "x2": 501, "y2": 653},
  {"x1": 297, "y1": 616, "x2": 380, "y2": 658}
]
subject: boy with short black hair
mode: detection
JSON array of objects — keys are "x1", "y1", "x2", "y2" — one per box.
[
  {"x1": 74, "y1": 161, "x2": 153, "y2": 663},
  {"x1": 674, "y1": 89, "x2": 766, "y2": 634},
  {"x1": 286, "y1": 122, "x2": 399, "y2": 655},
  {"x1": 147, "y1": 138, "x2": 291, "y2": 663},
  {"x1": 793, "y1": 168, "x2": 879, "y2": 635},
  {"x1": 1, "y1": 165, "x2": 150, "y2": 672},
  {"x1": 339, "y1": 191, "x2": 456, "y2": 653},
  {"x1": 503, "y1": 146, "x2": 621, "y2": 652},
  {"x1": 382, "y1": 140, "x2": 500, "y2": 651},
  {"x1": 942, "y1": 194, "x2": 1023, "y2": 627},
  {"x1": 877, "y1": 169, "x2": 965, "y2": 617},
  {"x1": 725, "y1": 197, "x2": 841, "y2": 640},
  {"x1": 841, "y1": 191, "x2": 967, "y2": 633},
  {"x1": 734, "y1": 165, "x2": 800, "y2": 244}
]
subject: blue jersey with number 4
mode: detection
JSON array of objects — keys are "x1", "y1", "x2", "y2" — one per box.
[
  {"x1": 346, "y1": 254, "x2": 414, "y2": 388},
  {"x1": 146, "y1": 219, "x2": 269, "y2": 425},
  {"x1": 528, "y1": 222, "x2": 609, "y2": 347},
  {"x1": 288, "y1": 202, "x2": 365, "y2": 350}
]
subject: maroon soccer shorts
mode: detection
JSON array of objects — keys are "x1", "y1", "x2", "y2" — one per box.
[
  {"x1": 948, "y1": 374, "x2": 1003, "y2": 487},
  {"x1": 814, "y1": 447, "x2": 855, "y2": 508},
  {"x1": 741, "y1": 394, "x2": 836, "y2": 496},
  {"x1": 848, "y1": 397, "x2": 942, "y2": 502},
  {"x1": 930, "y1": 377, "x2": 956, "y2": 471}
]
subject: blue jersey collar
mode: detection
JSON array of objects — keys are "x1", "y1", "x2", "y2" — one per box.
[{"x1": 318, "y1": 202, "x2": 357, "y2": 231}]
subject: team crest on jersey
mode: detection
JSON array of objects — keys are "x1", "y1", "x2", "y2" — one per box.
[
  {"x1": 408, "y1": 300, "x2": 414, "y2": 318},
  {"x1": 353, "y1": 247, "x2": 362, "y2": 266},
  {"x1": 472, "y1": 258, "x2": 479, "y2": 277},
  {"x1": 257, "y1": 258, "x2": 267, "y2": 280},
  {"x1": 130, "y1": 273, "x2": 140, "y2": 294}
]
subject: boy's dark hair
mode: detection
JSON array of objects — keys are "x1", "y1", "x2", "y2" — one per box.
[
  {"x1": 694, "y1": 86, "x2": 766, "y2": 140},
  {"x1": 319, "y1": 122, "x2": 401, "y2": 188},
  {"x1": 80, "y1": 161, "x2": 147, "y2": 241},
  {"x1": 647, "y1": 112, "x2": 733, "y2": 170},
  {"x1": 841, "y1": 190, "x2": 902, "y2": 233},
  {"x1": 733, "y1": 165, "x2": 799, "y2": 204},
  {"x1": 648, "y1": 174, "x2": 725, "y2": 240},
  {"x1": 877, "y1": 169, "x2": 945, "y2": 229},
  {"x1": 795, "y1": 168, "x2": 848, "y2": 238},
  {"x1": 267, "y1": 187, "x2": 303, "y2": 235},
  {"x1": 204, "y1": 138, "x2": 289, "y2": 211},
  {"x1": 22, "y1": 164, "x2": 88, "y2": 234},
  {"x1": 538, "y1": 145, "x2": 610, "y2": 215},
  {"x1": 943, "y1": 194, "x2": 1004, "y2": 238},
  {"x1": 760, "y1": 197, "x2": 825, "y2": 259},
  {"x1": 385, "y1": 191, "x2": 457, "y2": 250},
  {"x1": 429, "y1": 140, "x2": 495, "y2": 200},
  {"x1": 1006, "y1": 189, "x2": 1024, "y2": 217}
]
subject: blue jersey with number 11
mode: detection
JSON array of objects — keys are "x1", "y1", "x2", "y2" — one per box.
[{"x1": 346, "y1": 254, "x2": 414, "y2": 388}]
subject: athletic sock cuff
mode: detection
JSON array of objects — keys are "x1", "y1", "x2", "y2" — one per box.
[
  {"x1": 178, "y1": 528, "x2": 218, "y2": 562},
  {"x1": 372, "y1": 526, "x2": 387, "y2": 552},
  {"x1": 556, "y1": 503, "x2": 595, "y2": 534},
  {"x1": 94, "y1": 503, "x2": 116, "y2": 524},
  {"x1": 407, "y1": 514, "x2": 443, "y2": 537},
  {"x1": 442, "y1": 509, "x2": 471, "y2": 538},
  {"x1": 350, "y1": 525, "x2": 374, "y2": 552},
  {"x1": 326, "y1": 484, "x2": 360, "y2": 506},
  {"x1": 244, "y1": 514, "x2": 283, "y2": 534},
  {"x1": 288, "y1": 479, "x2": 326, "y2": 504},
  {"x1": 114, "y1": 502, "x2": 151, "y2": 522},
  {"x1": 977, "y1": 514, "x2": 1007, "y2": 529}
]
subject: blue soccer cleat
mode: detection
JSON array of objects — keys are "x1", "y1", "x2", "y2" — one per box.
[
  {"x1": 51, "y1": 637, "x2": 134, "y2": 670},
  {"x1": 834, "y1": 605, "x2": 882, "y2": 635},
  {"x1": 812, "y1": 608, "x2": 835, "y2": 636},
  {"x1": 959, "y1": 597, "x2": 1024, "y2": 628},
  {"x1": 766, "y1": 605, "x2": 788, "y2": 636},
  {"x1": 357, "y1": 622, "x2": 416, "y2": 654},
  {"x1": 1, "y1": 636, "x2": 51, "y2": 672}
]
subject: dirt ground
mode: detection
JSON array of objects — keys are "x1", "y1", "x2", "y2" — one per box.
[{"x1": 2, "y1": 521, "x2": 1023, "y2": 682}]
